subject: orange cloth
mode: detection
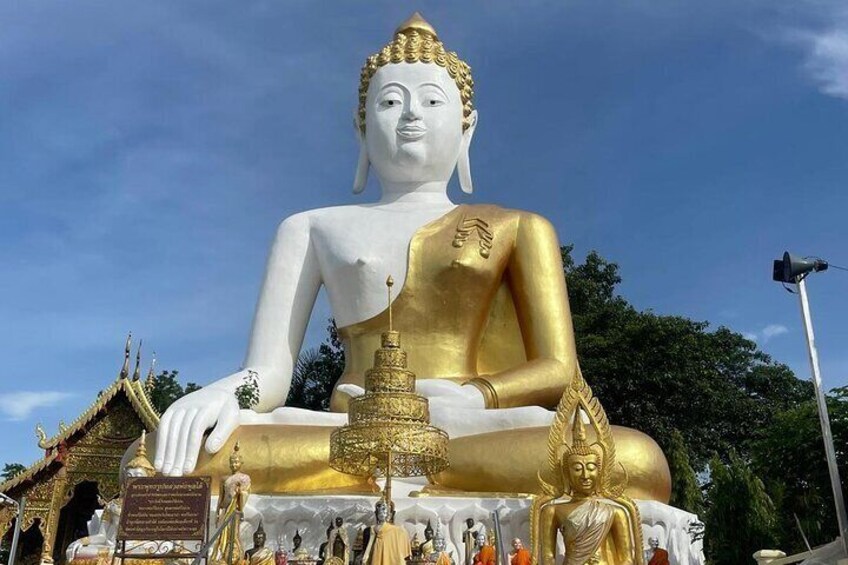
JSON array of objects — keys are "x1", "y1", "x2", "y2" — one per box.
[
  {"x1": 648, "y1": 548, "x2": 669, "y2": 565},
  {"x1": 473, "y1": 546, "x2": 496, "y2": 565},
  {"x1": 510, "y1": 549, "x2": 530, "y2": 565}
]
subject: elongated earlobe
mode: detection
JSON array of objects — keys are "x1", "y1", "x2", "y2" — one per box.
[
  {"x1": 353, "y1": 115, "x2": 368, "y2": 195},
  {"x1": 458, "y1": 110, "x2": 478, "y2": 195}
]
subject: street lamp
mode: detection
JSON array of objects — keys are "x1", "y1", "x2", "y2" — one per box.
[
  {"x1": 0, "y1": 493, "x2": 25, "y2": 565},
  {"x1": 773, "y1": 251, "x2": 847, "y2": 557}
]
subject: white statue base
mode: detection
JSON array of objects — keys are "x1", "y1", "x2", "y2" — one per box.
[{"x1": 226, "y1": 486, "x2": 705, "y2": 565}]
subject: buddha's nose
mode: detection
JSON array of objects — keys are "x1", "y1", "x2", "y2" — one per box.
[{"x1": 403, "y1": 99, "x2": 423, "y2": 121}]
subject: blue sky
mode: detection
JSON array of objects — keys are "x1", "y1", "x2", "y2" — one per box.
[{"x1": 1, "y1": 1, "x2": 847, "y2": 468}]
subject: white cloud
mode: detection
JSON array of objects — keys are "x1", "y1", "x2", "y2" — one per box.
[
  {"x1": 0, "y1": 391, "x2": 75, "y2": 421},
  {"x1": 776, "y1": 3, "x2": 848, "y2": 100},
  {"x1": 744, "y1": 324, "x2": 789, "y2": 344},
  {"x1": 762, "y1": 324, "x2": 789, "y2": 340},
  {"x1": 797, "y1": 26, "x2": 848, "y2": 100}
]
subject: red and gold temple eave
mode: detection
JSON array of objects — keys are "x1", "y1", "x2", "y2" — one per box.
[{"x1": 0, "y1": 374, "x2": 160, "y2": 494}]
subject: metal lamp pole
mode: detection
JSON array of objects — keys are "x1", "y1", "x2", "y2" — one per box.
[
  {"x1": 794, "y1": 276, "x2": 848, "y2": 556},
  {"x1": 2, "y1": 495, "x2": 26, "y2": 565}
]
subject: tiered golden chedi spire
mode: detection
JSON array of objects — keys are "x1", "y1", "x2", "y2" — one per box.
[{"x1": 329, "y1": 277, "x2": 449, "y2": 479}]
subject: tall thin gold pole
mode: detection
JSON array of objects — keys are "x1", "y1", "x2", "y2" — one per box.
[
  {"x1": 385, "y1": 450, "x2": 393, "y2": 520},
  {"x1": 386, "y1": 276, "x2": 394, "y2": 332}
]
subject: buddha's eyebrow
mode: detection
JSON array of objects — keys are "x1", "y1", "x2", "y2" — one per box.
[
  {"x1": 418, "y1": 82, "x2": 451, "y2": 100},
  {"x1": 377, "y1": 82, "x2": 409, "y2": 94}
]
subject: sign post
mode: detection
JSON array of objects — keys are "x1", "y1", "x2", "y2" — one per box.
[{"x1": 113, "y1": 476, "x2": 211, "y2": 564}]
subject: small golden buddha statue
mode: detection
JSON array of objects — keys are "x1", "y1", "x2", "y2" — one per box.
[
  {"x1": 532, "y1": 376, "x2": 643, "y2": 565},
  {"x1": 211, "y1": 442, "x2": 251, "y2": 565}
]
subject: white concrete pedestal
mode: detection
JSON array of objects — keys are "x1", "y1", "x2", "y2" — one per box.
[{"x1": 232, "y1": 494, "x2": 705, "y2": 565}]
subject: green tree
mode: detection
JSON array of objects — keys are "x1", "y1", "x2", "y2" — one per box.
[
  {"x1": 750, "y1": 387, "x2": 848, "y2": 552},
  {"x1": 287, "y1": 320, "x2": 345, "y2": 411},
  {"x1": 147, "y1": 370, "x2": 202, "y2": 414},
  {"x1": 561, "y1": 245, "x2": 812, "y2": 471},
  {"x1": 704, "y1": 453, "x2": 778, "y2": 564},
  {"x1": 1, "y1": 462, "x2": 25, "y2": 481},
  {"x1": 666, "y1": 429, "x2": 704, "y2": 514}
]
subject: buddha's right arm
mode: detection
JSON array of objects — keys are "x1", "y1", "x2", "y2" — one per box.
[
  {"x1": 539, "y1": 507, "x2": 558, "y2": 565},
  {"x1": 155, "y1": 212, "x2": 321, "y2": 475}
]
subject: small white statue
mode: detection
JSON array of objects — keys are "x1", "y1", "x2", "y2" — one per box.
[{"x1": 66, "y1": 432, "x2": 155, "y2": 564}]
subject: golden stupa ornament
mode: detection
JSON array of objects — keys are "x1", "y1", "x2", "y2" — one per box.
[{"x1": 329, "y1": 276, "x2": 449, "y2": 501}]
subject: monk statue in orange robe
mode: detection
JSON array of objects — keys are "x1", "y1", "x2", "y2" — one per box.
[
  {"x1": 509, "y1": 539, "x2": 530, "y2": 565},
  {"x1": 472, "y1": 530, "x2": 495, "y2": 565}
]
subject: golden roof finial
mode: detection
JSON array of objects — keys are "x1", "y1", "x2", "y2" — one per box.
[
  {"x1": 145, "y1": 351, "x2": 157, "y2": 393},
  {"x1": 35, "y1": 423, "x2": 47, "y2": 444},
  {"x1": 120, "y1": 332, "x2": 132, "y2": 379},
  {"x1": 132, "y1": 340, "x2": 143, "y2": 381},
  {"x1": 395, "y1": 12, "x2": 438, "y2": 39}
]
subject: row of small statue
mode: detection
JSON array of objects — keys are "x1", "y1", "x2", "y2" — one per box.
[{"x1": 239, "y1": 513, "x2": 536, "y2": 565}]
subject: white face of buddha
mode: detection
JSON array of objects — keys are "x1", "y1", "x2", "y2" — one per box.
[{"x1": 364, "y1": 62, "x2": 469, "y2": 185}]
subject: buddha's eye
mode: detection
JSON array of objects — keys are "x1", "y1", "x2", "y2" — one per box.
[{"x1": 379, "y1": 98, "x2": 402, "y2": 108}]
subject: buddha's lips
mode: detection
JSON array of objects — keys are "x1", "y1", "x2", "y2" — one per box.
[{"x1": 397, "y1": 126, "x2": 427, "y2": 140}]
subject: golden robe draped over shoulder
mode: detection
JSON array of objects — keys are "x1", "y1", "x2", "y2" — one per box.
[{"x1": 332, "y1": 204, "x2": 578, "y2": 412}]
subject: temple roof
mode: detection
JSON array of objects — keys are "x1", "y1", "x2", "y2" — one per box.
[{"x1": 0, "y1": 371, "x2": 160, "y2": 493}]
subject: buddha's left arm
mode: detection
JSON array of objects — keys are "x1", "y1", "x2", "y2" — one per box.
[{"x1": 468, "y1": 212, "x2": 578, "y2": 409}]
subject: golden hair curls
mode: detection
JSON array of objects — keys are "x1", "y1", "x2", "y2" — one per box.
[{"x1": 358, "y1": 14, "x2": 474, "y2": 134}]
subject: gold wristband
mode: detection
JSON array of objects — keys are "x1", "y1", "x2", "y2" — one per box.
[{"x1": 464, "y1": 377, "x2": 499, "y2": 409}]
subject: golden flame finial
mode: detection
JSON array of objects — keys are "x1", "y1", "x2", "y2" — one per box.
[{"x1": 395, "y1": 12, "x2": 438, "y2": 39}]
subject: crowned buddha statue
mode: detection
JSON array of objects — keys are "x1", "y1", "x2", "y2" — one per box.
[
  {"x1": 148, "y1": 12, "x2": 669, "y2": 502},
  {"x1": 533, "y1": 404, "x2": 643, "y2": 565}
]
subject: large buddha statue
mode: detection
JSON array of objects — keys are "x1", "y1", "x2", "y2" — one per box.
[{"x1": 150, "y1": 13, "x2": 670, "y2": 502}]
